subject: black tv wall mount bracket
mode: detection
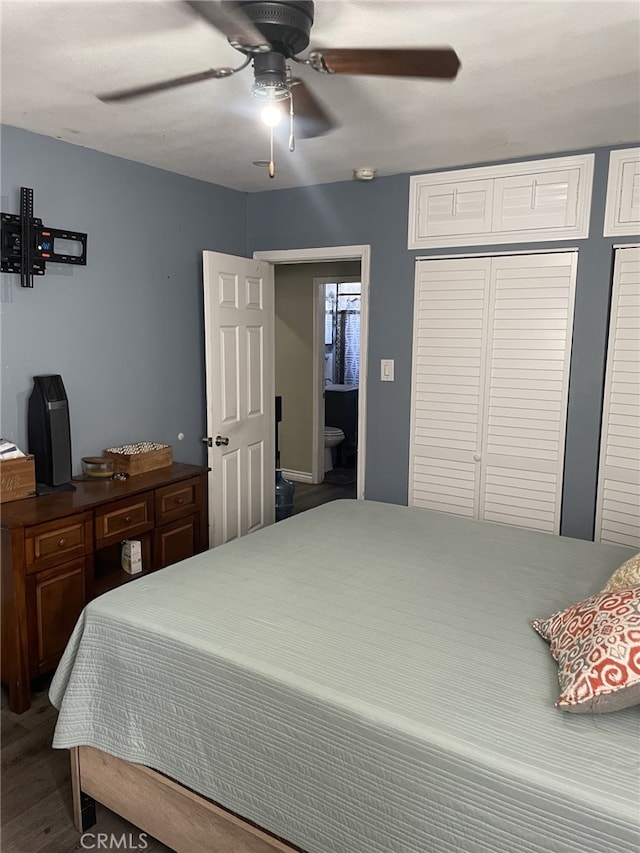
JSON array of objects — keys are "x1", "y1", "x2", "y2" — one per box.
[{"x1": 1, "y1": 187, "x2": 87, "y2": 287}]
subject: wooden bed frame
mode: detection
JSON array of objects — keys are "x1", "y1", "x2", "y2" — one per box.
[{"x1": 70, "y1": 746, "x2": 303, "y2": 853}]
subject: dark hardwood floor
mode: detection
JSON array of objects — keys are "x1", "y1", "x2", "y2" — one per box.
[
  {"x1": 290, "y1": 468, "x2": 357, "y2": 516},
  {"x1": 1, "y1": 679, "x2": 171, "y2": 852}
]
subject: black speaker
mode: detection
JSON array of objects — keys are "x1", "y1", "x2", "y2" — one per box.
[{"x1": 28, "y1": 374, "x2": 74, "y2": 491}]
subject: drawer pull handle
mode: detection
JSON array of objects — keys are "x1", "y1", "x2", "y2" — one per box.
[
  {"x1": 58, "y1": 538, "x2": 67, "y2": 547},
  {"x1": 124, "y1": 516, "x2": 132, "y2": 523},
  {"x1": 175, "y1": 497, "x2": 184, "y2": 505}
]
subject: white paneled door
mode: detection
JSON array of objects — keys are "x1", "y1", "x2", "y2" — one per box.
[
  {"x1": 595, "y1": 246, "x2": 640, "y2": 548},
  {"x1": 409, "y1": 251, "x2": 577, "y2": 534},
  {"x1": 203, "y1": 251, "x2": 275, "y2": 547}
]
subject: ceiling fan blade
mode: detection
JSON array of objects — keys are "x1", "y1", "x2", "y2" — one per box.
[
  {"x1": 184, "y1": 1, "x2": 271, "y2": 52},
  {"x1": 98, "y1": 61, "x2": 248, "y2": 103},
  {"x1": 311, "y1": 47, "x2": 460, "y2": 79},
  {"x1": 290, "y1": 78, "x2": 338, "y2": 138}
]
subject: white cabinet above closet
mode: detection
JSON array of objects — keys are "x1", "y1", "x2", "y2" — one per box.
[
  {"x1": 408, "y1": 154, "x2": 594, "y2": 250},
  {"x1": 603, "y1": 148, "x2": 640, "y2": 237}
]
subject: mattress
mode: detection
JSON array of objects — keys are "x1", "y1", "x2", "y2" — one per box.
[{"x1": 50, "y1": 500, "x2": 640, "y2": 853}]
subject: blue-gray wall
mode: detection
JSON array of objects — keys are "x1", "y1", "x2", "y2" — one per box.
[
  {"x1": 1, "y1": 124, "x2": 637, "y2": 540},
  {"x1": 247, "y1": 145, "x2": 639, "y2": 539},
  {"x1": 0, "y1": 125, "x2": 246, "y2": 469}
]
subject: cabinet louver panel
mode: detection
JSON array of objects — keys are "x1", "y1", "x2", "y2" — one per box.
[
  {"x1": 603, "y1": 148, "x2": 640, "y2": 236},
  {"x1": 418, "y1": 179, "x2": 493, "y2": 239},
  {"x1": 410, "y1": 252, "x2": 577, "y2": 534},
  {"x1": 492, "y1": 170, "x2": 579, "y2": 233},
  {"x1": 596, "y1": 247, "x2": 640, "y2": 547},
  {"x1": 410, "y1": 259, "x2": 490, "y2": 517},
  {"x1": 622, "y1": 163, "x2": 640, "y2": 225}
]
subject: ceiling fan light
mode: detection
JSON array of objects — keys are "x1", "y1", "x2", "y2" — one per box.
[{"x1": 261, "y1": 103, "x2": 284, "y2": 127}]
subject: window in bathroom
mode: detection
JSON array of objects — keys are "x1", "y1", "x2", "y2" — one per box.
[{"x1": 324, "y1": 281, "x2": 361, "y2": 385}]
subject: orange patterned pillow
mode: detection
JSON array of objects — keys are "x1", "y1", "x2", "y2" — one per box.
[
  {"x1": 603, "y1": 552, "x2": 640, "y2": 593},
  {"x1": 532, "y1": 585, "x2": 640, "y2": 713}
]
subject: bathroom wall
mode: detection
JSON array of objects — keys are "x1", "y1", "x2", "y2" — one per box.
[{"x1": 275, "y1": 261, "x2": 360, "y2": 478}]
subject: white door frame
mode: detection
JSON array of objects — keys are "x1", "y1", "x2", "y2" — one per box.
[
  {"x1": 312, "y1": 277, "x2": 327, "y2": 484},
  {"x1": 254, "y1": 245, "x2": 370, "y2": 501}
]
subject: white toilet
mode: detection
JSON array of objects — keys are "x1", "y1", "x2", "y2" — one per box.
[{"x1": 324, "y1": 426, "x2": 345, "y2": 472}]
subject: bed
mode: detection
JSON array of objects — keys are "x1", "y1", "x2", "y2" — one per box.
[{"x1": 49, "y1": 500, "x2": 640, "y2": 853}]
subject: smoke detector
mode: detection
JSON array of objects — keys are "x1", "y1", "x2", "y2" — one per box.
[{"x1": 353, "y1": 167, "x2": 376, "y2": 181}]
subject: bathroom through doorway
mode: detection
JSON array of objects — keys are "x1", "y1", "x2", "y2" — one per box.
[{"x1": 319, "y1": 278, "x2": 361, "y2": 484}]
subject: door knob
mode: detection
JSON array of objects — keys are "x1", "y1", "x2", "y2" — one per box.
[{"x1": 215, "y1": 435, "x2": 230, "y2": 447}]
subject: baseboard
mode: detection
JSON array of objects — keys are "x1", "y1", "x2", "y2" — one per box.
[{"x1": 281, "y1": 469, "x2": 313, "y2": 484}]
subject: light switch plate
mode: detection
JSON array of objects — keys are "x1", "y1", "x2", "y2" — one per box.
[{"x1": 381, "y1": 359, "x2": 394, "y2": 381}]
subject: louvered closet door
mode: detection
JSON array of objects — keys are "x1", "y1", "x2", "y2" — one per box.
[
  {"x1": 410, "y1": 252, "x2": 577, "y2": 533},
  {"x1": 595, "y1": 246, "x2": 640, "y2": 547},
  {"x1": 479, "y1": 253, "x2": 577, "y2": 533},
  {"x1": 409, "y1": 258, "x2": 491, "y2": 517}
]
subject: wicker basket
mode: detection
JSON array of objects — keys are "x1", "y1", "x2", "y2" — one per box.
[{"x1": 103, "y1": 443, "x2": 172, "y2": 476}]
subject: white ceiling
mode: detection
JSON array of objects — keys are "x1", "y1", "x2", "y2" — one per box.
[{"x1": 2, "y1": 0, "x2": 639, "y2": 193}]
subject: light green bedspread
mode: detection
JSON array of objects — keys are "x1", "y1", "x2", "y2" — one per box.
[{"x1": 50, "y1": 500, "x2": 639, "y2": 853}]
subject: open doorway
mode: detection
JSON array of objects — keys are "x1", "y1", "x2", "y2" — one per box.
[
  {"x1": 271, "y1": 264, "x2": 360, "y2": 485},
  {"x1": 254, "y1": 245, "x2": 370, "y2": 504}
]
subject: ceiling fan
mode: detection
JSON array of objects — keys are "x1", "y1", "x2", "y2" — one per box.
[{"x1": 99, "y1": 1, "x2": 460, "y2": 175}]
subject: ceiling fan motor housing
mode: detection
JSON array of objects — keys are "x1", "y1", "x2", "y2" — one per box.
[
  {"x1": 225, "y1": 1, "x2": 315, "y2": 57},
  {"x1": 252, "y1": 51, "x2": 289, "y2": 98}
]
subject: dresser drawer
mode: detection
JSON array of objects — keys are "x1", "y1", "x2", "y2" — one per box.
[
  {"x1": 95, "y1": 493, "x2": 154, "y2": 546},
  {"x1": 25, "y1": 512, "x2": 93, "y2": 573},
  {"x1": 155, "y1": 477, "x2": 202, "y2": 524}
]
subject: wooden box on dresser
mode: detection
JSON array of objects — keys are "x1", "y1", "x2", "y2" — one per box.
[{"x1": 1, "y1": 462, "x2": 208, "y2": 713}]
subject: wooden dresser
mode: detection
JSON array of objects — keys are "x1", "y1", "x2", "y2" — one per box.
[{"x1": 1, "y1": 462, "x2": 208, "y2": 713}]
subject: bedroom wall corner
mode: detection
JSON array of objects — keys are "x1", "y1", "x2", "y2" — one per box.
[{"x1": 0, "y1": 124, "x2": 249, "y2": 473}]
